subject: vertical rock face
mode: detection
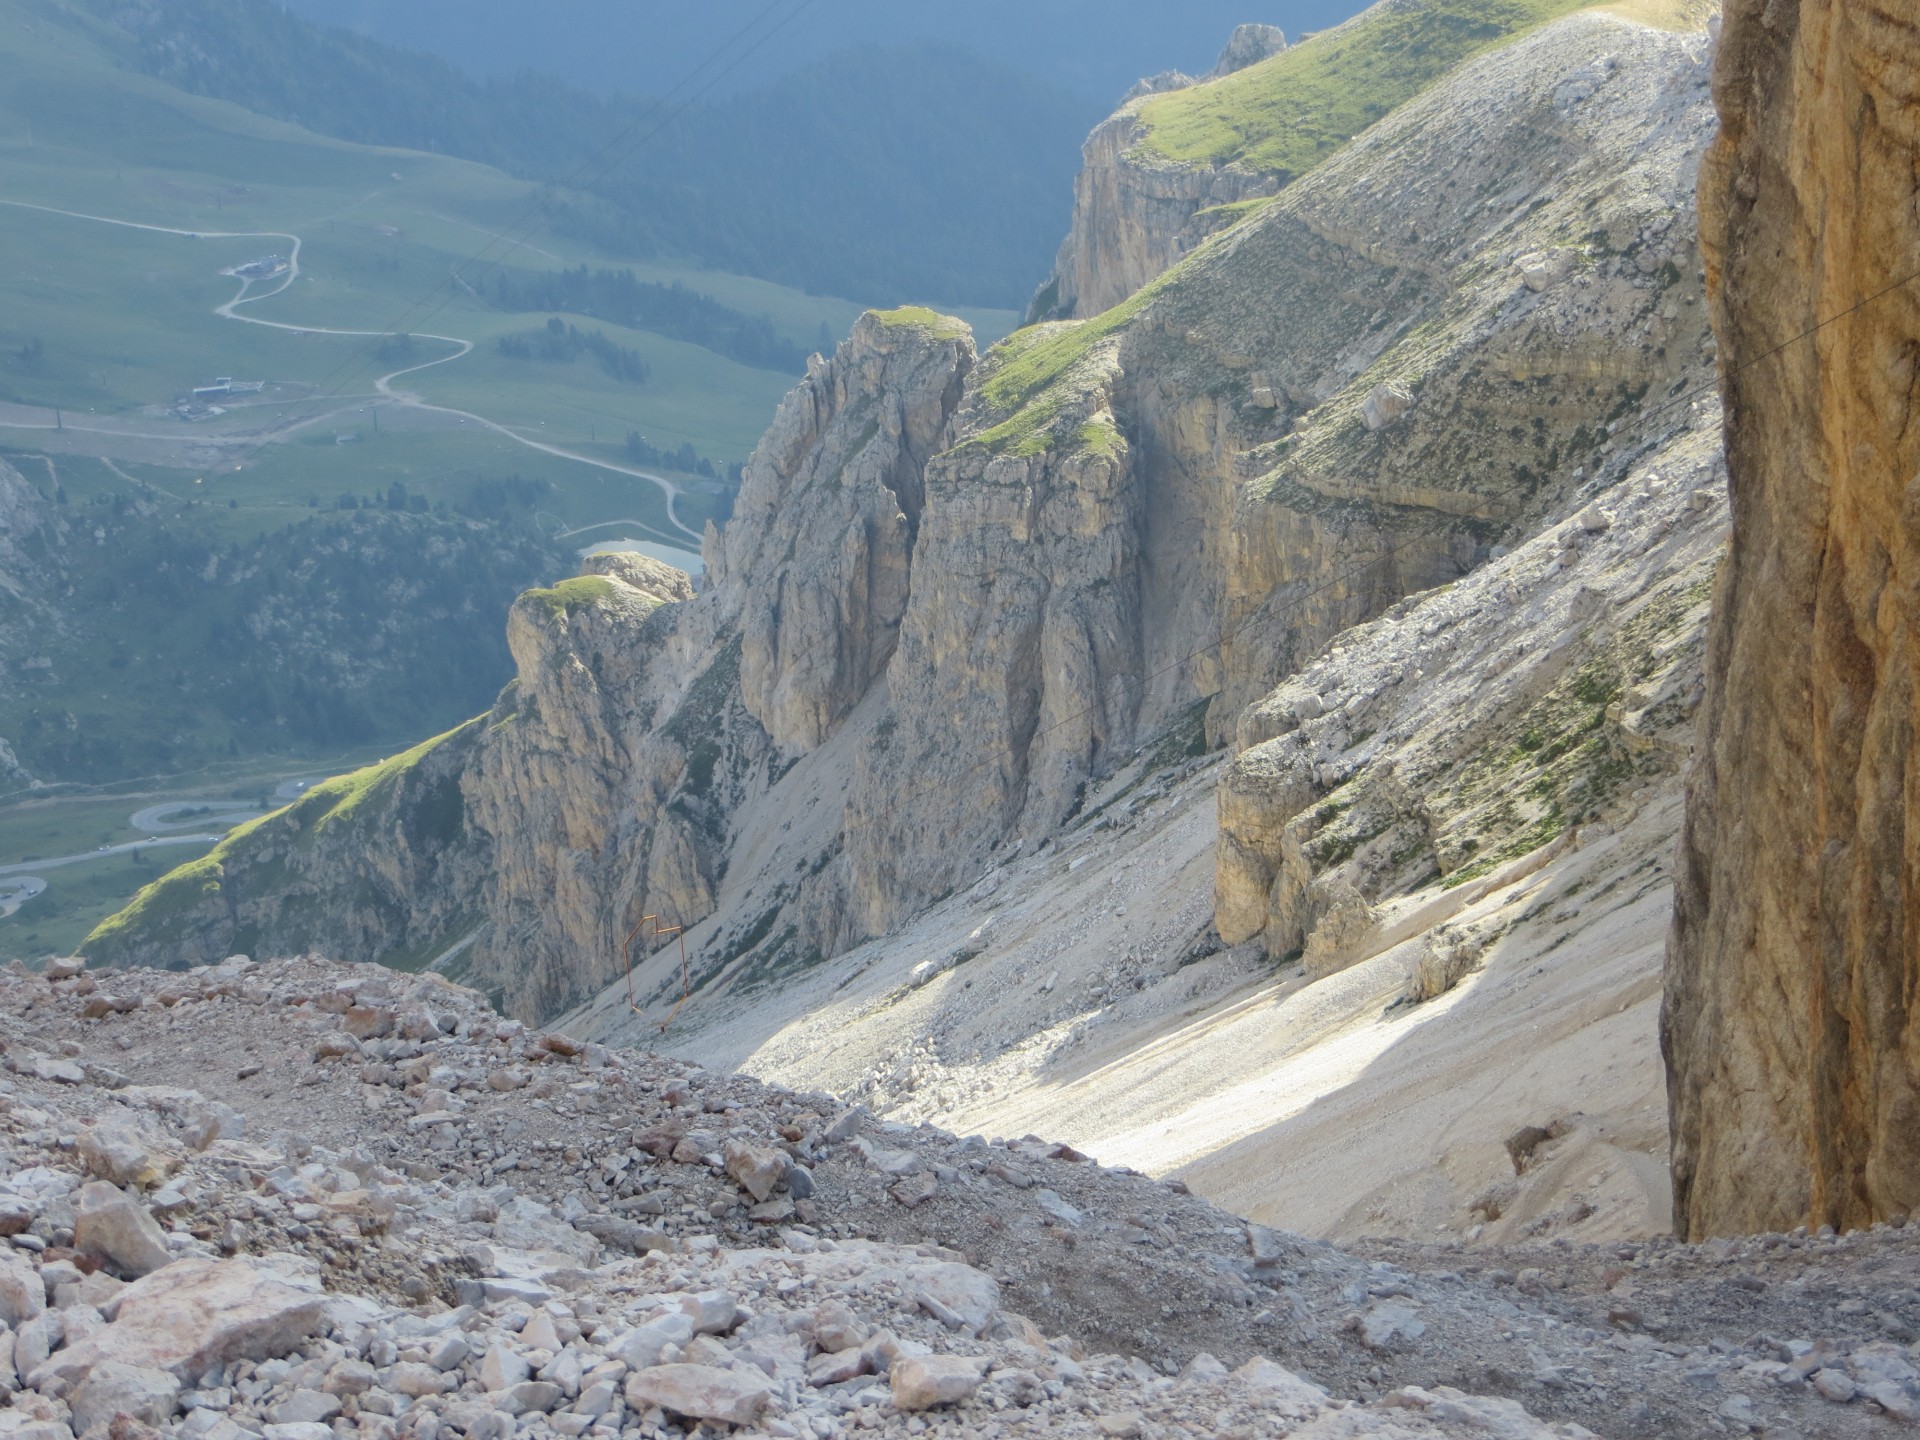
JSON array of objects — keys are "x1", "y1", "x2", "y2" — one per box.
[
  {"x1": 1211, "y1": 25, "x2": 1288, "y2": 77},
  {"x1": 463, "y1": 566, "x2": 715, "y2": 1021},
  {"x1": 715, "y1": 311, "x2": 975, "y2": 753},
  {"x1": 1663, "y1": 0, "x2": 1920, "y2": 1239},
  {"x1": 1210, "y1": 14, "x2": 1720, "y2": 961},
  {"x1": 1031, "y1": 102, "x2": 1279, "y2": 323},
  {"x1": 848, "y1": 14, "x2": 1717, "y2": 941},
  {"x1": 843, "y1": 355, "x2": 1143, "y2": 934}
]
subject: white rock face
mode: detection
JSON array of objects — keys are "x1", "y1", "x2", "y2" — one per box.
[
  {"x1": 0, "y1": 1248, "x2": 45, "y2": 1327},
  {"x1": 1031, "y1": 98, "x2": 1281, "y2": 322},
  {"x1": 76, "y1": 1115, "x2": 177, "y2": 1189},
  {"x1": 1361, "y1": 381, "x2": 1415, "y2": 431},
  {"x1": 715, "y1": 310, "x2": 976, "y2": 754},
  {"x1": 68, "y1": 1360, "x2": 180, "y2": 1433},
  {"x1": 1211, "y1": 24, "x2": 1288, "y2": 77}
]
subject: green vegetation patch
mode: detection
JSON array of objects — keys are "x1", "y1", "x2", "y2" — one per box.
[
  {"x1": 82, "y1": 848, "x2": 228, "y2": 958},
  {"x1": 0, "y1": 850, "x2": 191, "y2": 962},
  {"x1": 250, "y1": 717, "x2": 479, "y2": 840},
  {"x1": 869, "y1": 307, "x2": 973, "y2": 342},
  {"x1": 1134, "y1": 0, "x2": 1598, "y2": 178},
  {"x1": 519, "y1": 576, "x2": 619, "y2": 623},
  {"x1": 81, "y1": 718, "x2": 480, "y2": 958},
  {"x1": 1192, "y1": 197, "x2": 1280, "y2": 228},
  {"x1": 969, "y1": 277, "x2": 1171, "y2": 457},
  {"x1": 1076, "y1": 418, "x2": 1123, "y2": 457}
]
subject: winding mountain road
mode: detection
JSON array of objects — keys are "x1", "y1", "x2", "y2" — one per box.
[
  {"x1": 0, "y1": 199, "x2": 703, "y2": 542},
  {"x1": 0, "y1": 834, "x2": 224, "y2": 883}
]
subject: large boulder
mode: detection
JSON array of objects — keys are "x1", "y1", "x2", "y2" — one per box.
[
  {"x1": 0, "y1": 1248, "x2": 45, "y2": 1327},
  {"x1": 76, "y1": 1118, "x2": 177, "y2": 1190},
  {"x1": 72, "y1": 1183, "x2": 172, "y2": 1279},
  {"x1": 623, "y1": 1365, "x2": 770, "y2": 1427},
  {"x1": 890, "y1": 1355, "x2": 988, "y2": 1411},
  {"x1": 909, "y1": 1263, "x2": 1000, "y2": 1333},
  {"x1": 69, "y1": 1361, "x2": 180, "y2": 1434},
  {"x1": 32, "y1": 1260, "x2": 327, "y2": 1388}
]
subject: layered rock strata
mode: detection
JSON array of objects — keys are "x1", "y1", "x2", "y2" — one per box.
[
  {"x1": 1037, "y1": 26, "x2": 1291, "y2": 323},
  {"x1": 850, "y1": 14, "x2": 1718, "y2": 935},
  {"x1": 1663, "y1": 0, "x2": 1920, "y2": 1239}
]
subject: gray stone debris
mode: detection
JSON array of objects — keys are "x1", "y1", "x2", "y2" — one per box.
[{"x1": 0, "y1": 953, "x2": 1905, "y2": 1438}]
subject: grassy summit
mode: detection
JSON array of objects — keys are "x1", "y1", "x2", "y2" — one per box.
[
  {"x1": 1134, "y1": 0, "x2": 1598, "y2": 180},
  {"x1": 520, "y1": 575, "x2": 620, "y2": 623},
  {"x1": 869, "y1": 307, "x2": 975, "y2": 343}
]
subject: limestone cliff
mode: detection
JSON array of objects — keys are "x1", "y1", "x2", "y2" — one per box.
[
  {"x1": 713, "y1": 309, "x2": 975, "y2": 752},
  {"x1": 1663, "y1": 0, "x2": 1920, "y2": 1239},
  {"x1": 93, "y1": 9, "x2": 1720, "y2": 1048},
  {"x1": 83, "y1": 318, "x2": 976, "y2": 1021},
  {"x1": 1040, "y1": 27, "x2": 1291, "y2": 324},
  {"x1": 1030, "y1": 97, "x2": 1281, "y2": 324},
  {"x1": 853, "y1": 13, "x2": 1718, "y2": 935}
]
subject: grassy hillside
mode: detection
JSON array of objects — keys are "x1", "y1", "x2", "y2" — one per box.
[
  {"x1": 1134, "y1": 0, "x2": 1596, "y2": 180},
  {"x1": 0, "y1": 0, "x2": 1024, "y2": 530}
]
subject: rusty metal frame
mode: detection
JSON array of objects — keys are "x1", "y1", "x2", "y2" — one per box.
[{"x1": 623, "y1": 912, "x2": 690, "y2": 1034}]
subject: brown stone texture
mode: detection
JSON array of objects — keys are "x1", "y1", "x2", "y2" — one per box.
[{"x1": 1664, "y1": 0, "x2": 1920, "y2": 1238}]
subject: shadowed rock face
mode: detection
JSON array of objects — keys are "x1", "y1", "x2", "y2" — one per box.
[{"x1": 1664, "y1": 0, "x2": 1920, "y2": 1239}]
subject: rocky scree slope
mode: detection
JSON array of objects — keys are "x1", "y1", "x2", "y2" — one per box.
[
  {"x1": 87, "y1": 11, "x2": 1719, "y2": 1052},
  {"x1": 1662, "y1": 0, "x2": 1920, "y2": 1240},
  {"x1": 572, "y1": 405, "x2": 1726, "y2": 1254},
  {"x1": 5, "y1": 955, "x2": 1920, "y2": 1439}
]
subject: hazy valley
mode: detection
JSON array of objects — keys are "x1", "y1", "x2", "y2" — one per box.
[{"x1": 3, "y1": 0, "x2": 1918, "y2": 1437}]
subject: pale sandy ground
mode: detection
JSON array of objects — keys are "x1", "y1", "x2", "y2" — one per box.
[
  {"x1": 566, "y1": 743, "x2": 1679, "y2": 1249},
  {"x1": 1041, "y1": 796, "x2": 1679, "y2": 1247}
]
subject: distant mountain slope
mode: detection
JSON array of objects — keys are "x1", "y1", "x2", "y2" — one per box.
[
  {"x1": 81, "y1": 0, "x2": 1104, "y2": 308},
  {"x1": 1032, "y1": 0, "x2": 1630, "y2": 320},
  {"x1": 88, "y1": 7, "x2": 1720, "y2": 1039},
  {"x1": 276, "y1": 0, "x2": 1365, "y2": 106},
  {"x1": 0, "y1": 463, "x2": 567, "y2": 783}
]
